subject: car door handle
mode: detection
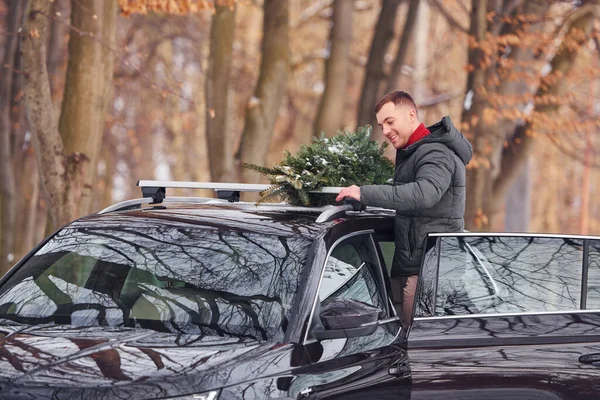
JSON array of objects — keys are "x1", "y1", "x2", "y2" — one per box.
[
  {"x1": 388, "y1": 360, "x2": 410, "y2": 377},
  {"x1": 579, "y1": 353, "x2": 600, "y2": 365},
  {"x1": 299, "y1": 387, "x2": 314, "y2": 397}
]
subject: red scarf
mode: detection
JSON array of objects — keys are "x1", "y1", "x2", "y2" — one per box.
[{"x1": 403, "y1": 123, "x2": 430, "y2": 149}]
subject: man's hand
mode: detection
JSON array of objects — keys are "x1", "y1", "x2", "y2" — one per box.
[{"x1": 336, "y1": 185, "x2": 361, "y2": 202}]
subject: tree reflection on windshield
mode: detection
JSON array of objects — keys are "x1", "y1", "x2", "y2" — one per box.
[{"x1": 0, "y1": 226, "x2": 312, "y2": 341}]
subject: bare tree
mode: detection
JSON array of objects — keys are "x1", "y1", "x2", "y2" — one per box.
[
  {"x1": 206, "y1": 2, "x2": 236, "y2": 182},
  {"x1": 46, "y1": 0, "x2": 69, "y2": 99},
  {"x1": 236, "y1": 0, "x2": 290, "y2": 184},
  {"x1": 355, "y1": 0, "x2": 420, "y2": 138},
  {"x1": 59, "y1": 0, "x2": 117, "y2": 215},
  {"x1": 0, "y1": 0, "x2": 26, "y2": 275},
  {"x1": 356, "y1": 0, "x2": 402, "y2": 128},
  {"x1": 463, "y1": 1, "x2": 596, "y2": 230},
  {"x1": 384, "y1": 0, "x2": 420, "y2": 94},
  {"x1": 22, "y1": 0, "x2": 117, "y2": 231},
  {"x1": 313, "y1": 0, "x2": 354, "y2": 137}
]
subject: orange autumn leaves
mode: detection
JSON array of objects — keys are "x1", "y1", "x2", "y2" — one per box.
[{"x1": 118, "y1": 0, "x2": 236, "y2": 16}]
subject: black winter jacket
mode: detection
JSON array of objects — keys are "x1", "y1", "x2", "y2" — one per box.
[{"x1": 361, "y1": 116, "x2": 472, "y2": 277}]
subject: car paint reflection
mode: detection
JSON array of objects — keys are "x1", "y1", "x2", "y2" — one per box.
[{"x1": 0, "y1": 323, "x2": 315, "y2": 399}]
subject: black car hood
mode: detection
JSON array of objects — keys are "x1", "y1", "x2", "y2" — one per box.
[{"x1": 0, "y1": 322, "x2": 301, "y2": 399}]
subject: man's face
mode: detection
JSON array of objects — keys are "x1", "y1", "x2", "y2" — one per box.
[{"x1": 376, "y1": 102, "x2": 415, "y2": 149}]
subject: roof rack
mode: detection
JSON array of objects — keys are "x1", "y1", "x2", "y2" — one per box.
[
  {"x1": 137, "y1": 180, "x2": 344, "y2": 203},
  {"x1": 98, "y1": 180, "x2": 368, "y2": 222}
]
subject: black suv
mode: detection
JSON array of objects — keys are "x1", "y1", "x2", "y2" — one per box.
[{"x1": 0, "y1": 181, "x2": 599, "y2": 400}]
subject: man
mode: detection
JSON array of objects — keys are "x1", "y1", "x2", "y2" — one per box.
[{"x1": 336, "y1": 91, "x2": 472, "y2": 327}]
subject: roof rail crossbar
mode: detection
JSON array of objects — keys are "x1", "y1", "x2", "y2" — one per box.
[
  {"x1": 98, "y1": 196, "x2": 224, "y2": 214},
  {"x1": 136, "y1": 180, "x2": 344, "y2": 203},
  {"x1": 137, "y1": 180, "x2": 271, "y2": 203}
]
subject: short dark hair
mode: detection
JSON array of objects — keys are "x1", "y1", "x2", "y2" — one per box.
[{"x1": 373, "y1": 91, "x2": 418, "y2": 115}]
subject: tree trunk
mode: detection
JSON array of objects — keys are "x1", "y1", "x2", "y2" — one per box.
[
  {"x1": 23, "y1": 0, "x2": 68, "y2": 229},
  {"x1": 463, "y1": 0, "x2": 492, "y2": 230},
  {"x1": 14, "y1": 147, "x2": 39, "y2": 260},
  {"x1": 412, "y1": 0, "x2": 429, "y2": 104},
  {"x1": 11, "y1": 39, "x2": 39, "y2": 267},
  {"x1": 580, "y1": 83, "x2": 594, "y2": 234},
  {"x1": 59, "y1": 0, "x2": 116, "y2": 216},
  {"x1": 192, "y1": 36, "x2": 211, "y2": 184},
  {"x1": 384, "y1": 0, "x2": 420, "y2": 94},
  {"x1": 504, "y1": 160, "x2": 531, "y2": 232},
  {"x1": 46, "y1": 0, "x2": 68, "y2": 100},
  {"x1": 463, "y1": 0, "x2": 548, "y2": 230},
  {"x1": 98, "y1": 141, "x2": 115, "y2": 211},
  {"x1": 492, "y1": 9, "x2": 595, "y2": 203},
  {"x1": 0, "y1": 0, "x2": 26, "y2": 275},
  {"x1": 23, "y1": 0, "x2": 116, "y2": 231},
  {"x1": 236, "y1": 0, "x2": 290, "y2": 184},
  {"x1": 497, "y1": 1, "x2": 547, "y2": 234},
  {"x1": 158, "y1": 39, "x2": 185, "y2": 183},
  {"x1": 356, "y1": 0, "x2": 402, "y2": 128},
  {"x1": 464, "y1": 3, "x2": 595, "y2": 230},
  {"x1": 206, "y1": 2, "x2": 236, "y2": 182},
  {"x1": 313, "y1": 0, "x2": 354, "y2": 137}
]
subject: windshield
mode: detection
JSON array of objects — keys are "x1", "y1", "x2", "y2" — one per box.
[{"x1": 0, "y1": 226, "x2": 312, "y2": 341}]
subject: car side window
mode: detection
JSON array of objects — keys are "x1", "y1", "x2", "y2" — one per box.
[
  {"x1": 319, "y1": 234, "x2": 388, "y2": 318},
  {"x1": 435, "y1": 236, "x2": 584, "y2": 316},
  {"x1": 375, "y1": 240, "x2": 394, "y2": 276}
]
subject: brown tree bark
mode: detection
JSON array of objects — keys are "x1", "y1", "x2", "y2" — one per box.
[
  {"x1": 504, "y1": 161, "x2": 531, "y2": 232},
  {"x1": 158, "y1": 39, "x2": 185, "y2": 182},
  {"x1": 580, "y1": 81, "x2": 594, "y2": 235},
  {"x1": 192, "y1": 37, "x2": 211, "y2": 184},
  {"x1": 463, "y1": 0, "x2": 547, "y2": 230},
  {"x1": 0, "y1": 0, "x2": 26, "y2": 275},
  {"x1": 356, "y1": 0, "x2": 402, "y2": 128},
  {"x1": 384, "y1": 0, "x2": 420, "y2": 94},
  {"x1": 46, "y1": 0, "x2": 69, "y2": 99},
  {"x1": 22, "y1": 0, "x2": 116, "y2": 232},
  {"x1": 236, "y1": 0, "x2": 290, "y2": 184},
  {"x1": 23, "y1": 0, "x2": 69, "y2": 229},
  {"x1": 14, "y1": 147, "x2": 40, "y2": 260},
  {"x1": 462, "y1": 0, "x2": 493, "y2": 230},
  {"x1": 59, "y1": 0, "x2": 117, "y2": 215},
  {"x1": 313, "y1": 0, "x2": 354, "y2": 137},
  {"x1": 206, "y1": 2, "x2": 236, "y2": 182},
  {"x1": 412, "y1": 1, "x2": 429, "y2": 104},
  {"x1": 11, "y1": 40, "x2": 41, "y2": 267},
  {"x1": 97, "y1": 140, "x2": 116, "y2": 211},
  {"x1": 492, "y1": 9, "x2": 595, "y2": 203},
  {"x1": 464, "y1": 2, "x2": 595, "y2": 230}
]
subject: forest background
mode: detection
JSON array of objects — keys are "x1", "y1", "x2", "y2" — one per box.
[{"x1": 0, "y1": 0, "x2": 599, "y2": 276}]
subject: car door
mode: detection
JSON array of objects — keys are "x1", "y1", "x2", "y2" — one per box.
[
  {"x1": 305, "y1": 230, "x2": 410, "y2": 399},
  {"x1": 408, "y1": 233, "x2": 600, "y2": 400}
]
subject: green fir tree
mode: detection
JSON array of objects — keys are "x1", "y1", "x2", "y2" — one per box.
[{"x1": 244, "y1": 125, "x2": 394, "y2": 206}]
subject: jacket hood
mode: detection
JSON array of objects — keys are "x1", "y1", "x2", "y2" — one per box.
[{"x1": 401, "y1": 116, "x2": 473, "y2": 165}]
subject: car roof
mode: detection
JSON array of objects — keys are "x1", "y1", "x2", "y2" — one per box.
[{"x1": 74, "y1": 201, "x2": 396, "y2": 239}]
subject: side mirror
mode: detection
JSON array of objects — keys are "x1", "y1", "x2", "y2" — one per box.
[{"x1": 311, "y1": 298, "x2": 382, "y2": 340}]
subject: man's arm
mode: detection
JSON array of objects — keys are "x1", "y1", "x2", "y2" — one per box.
[{"x1": 360, "y1": 146, "x2": 455, "y2": 212}]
